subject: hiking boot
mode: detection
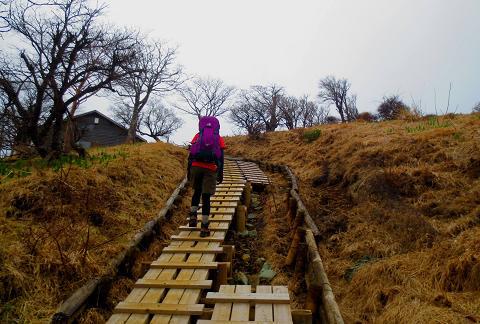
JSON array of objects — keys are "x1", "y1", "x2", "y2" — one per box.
[
  {"x1": 200, "y1": 222, "x2": 210, "y2": 237},
  {"x1": 188, "y1": 211, "x2": 198, "y2": 227}
]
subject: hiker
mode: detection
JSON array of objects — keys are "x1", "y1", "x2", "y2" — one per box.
[{"x1": 187, "y1": 116, "x2": 225, "y2": 237}]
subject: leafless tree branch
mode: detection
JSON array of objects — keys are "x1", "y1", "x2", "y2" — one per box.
[{"x1": 175, "y1": 77, "x2": 235, "y2": 119}]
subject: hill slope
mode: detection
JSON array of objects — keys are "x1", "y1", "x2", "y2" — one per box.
[
  {"x1": 226, "y1": 114, "x2": 480, "y2": 323},
  {"x1": 0, "y1": 142, "x2": 187, "y2": 322}
]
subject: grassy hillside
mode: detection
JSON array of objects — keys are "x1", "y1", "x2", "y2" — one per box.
[
  {"x1": 0, "y1": 142, "x2": 187, "y2": 322},
  {"x1": 225, "y1": 114, "x2": 480, "y2": 323}
]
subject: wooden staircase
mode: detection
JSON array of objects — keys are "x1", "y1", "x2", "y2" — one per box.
[{"x1": 107, "y1": 159, "x2": 294, "y2": 324}]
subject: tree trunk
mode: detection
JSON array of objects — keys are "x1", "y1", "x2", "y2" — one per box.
[
  {"x1": 126, "y1": 106, "x2": 140, "y2": 143},
  {"x1": 63, "y1": 97, "x2": 82, "y2": 153},
  {"x1": 337, "y1": 105, "x2": 346, "y2": 123},
  {"x1": 49, "y1": 102, "x2": 66, "y2": 159},
  {"x1": 63, "y1": 118, "x2": 75, "y2": 153}
]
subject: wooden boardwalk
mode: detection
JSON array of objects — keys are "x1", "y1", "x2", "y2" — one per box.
[{"x1": 107, "y1": 159, "x2": 292, "y2": 324}]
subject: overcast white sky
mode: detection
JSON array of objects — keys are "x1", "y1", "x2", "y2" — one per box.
[{"x1": 81, "y1": 0, "x2": 480, "y2": 144}]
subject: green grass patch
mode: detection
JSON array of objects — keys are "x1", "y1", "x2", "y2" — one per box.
[
  {"x1": 405, "y1": 116, "x2": 453, "y2": 133},
  {"x1": 0, "y1": 149, "x2": 128, "y2": 180},
  {"x1": 303, "y1": 129, "x2": 321, "y2": 142}
]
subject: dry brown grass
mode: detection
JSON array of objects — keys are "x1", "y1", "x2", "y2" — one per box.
[
  {"x1": 225, "y1": 114, "x2": 480, "y2": 323},
  {"x1": 0, "y1": 142, "x2": 187, "y2": 322}
]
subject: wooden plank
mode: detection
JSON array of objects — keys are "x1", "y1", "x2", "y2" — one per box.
[
  {"x1": 255, "y1": 286, "x2": 273, "y2": 321},
  {"x1": 198, "y1": 321, "x2": 275, "y2": 324},
  {"x1": 205, "y1": 292, "x2": 290, "y2": 304},
  {"x1": 214, "y1": 192, "x2": 243, "y2": 196},
  {"x1": 170, "y1": 236, "x2": 223, "y2": 324},
  {"x1": 231, "y1": 285, "x2": 251, "y2": 321},
  {"x1": 212, "y1": 285, "x2": 235, "y2": 320},
  {"x1": 107, "y1": 231, "x2": 191, "y2": 323},
  {"x1": 210, "y1": 197, "x2": 242, "y2": 202},
  {"x1": 151, "y1": 240, "x2": 210, "y2": 324},
  {"x1": 149, "y1": 261, "x2": 219, "y2": 269},
  {"x1": 209, "y1": 208, "x2": 237, "y2": 214},
  {"x1": 273, "y1": 286, "x2": 293, "y2": 323},
  {"x1": 170, "y1": 235, "x2": 225, "y2": 242},
  {"x1": 134, "y1": 279, "x2": 212, "y2": 289},
  {"x1": 178, "y1": 224, "x2": 228, "y2": 232},
  {"x1": 199, "y1": 201, "x2": 239, "y2": 207},
  {"x1": 156, "y1": 233, "x2": 223, "y2": 323},
  {"x1": 162, "y1": 246, "x2": 224, "y2": 254},
  {"x1": 113, "y1": 302, "x2": 204, "y2": 315},
  {"x1": 125, "y1": 232, "x2": 196, "y2": 323},
  {"x1": 185, "y1": 213, "x2": 233, "y2": 221}
]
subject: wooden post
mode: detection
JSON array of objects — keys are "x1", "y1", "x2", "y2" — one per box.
[
  {"x1": 213, "y1": 262, "x2": 229, "y2": 291},
  {"x1": 306, "y1": 285, "x2": 321, "y2": 319},
  {"x1": 294, "y1": 209, "x2": 306, "y2": 228},
  {"x1": 140, "y1": 261, "x2": 151, "y2": 276},
  {"x1": 291, "y1": 309, "x2": 313, "y2": 324},
  {"x1": 243, "y1": 181, "x2": 252, "y2": 210},
  {"x1": 199, "y1": 308, "x2": 214, "y2": 320},
  {"x1": 222, "y1": 245, "x2": 235, "y2": 276},
  {"x1": 285, "y1": 227, "x2": 305, "y2": 267},
  {"x1": 288, "y1": 197, "x2": 298, "y2": 222},
  {"x1": 294, "y1": 241, "x2": 307, "y2": 275},
  {"x1": 235, "y1": 205, "x2": 247, "y2": 233}
]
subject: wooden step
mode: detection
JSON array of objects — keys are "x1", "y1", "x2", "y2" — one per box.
[
  {"x1": 170, "y1": 235, "x2": 225, "y2": 242},
  {"x1": 205, "y1": 292, "x2": 290, "y2": 304},
  {"x1": 198, "y1": 321, "x2": 276, "y2": 324},
  {"x1": 214, "y1": 192, "x2": 243, "y2": 196},
  {"x1": 162, "y1": 246, "x2": 224, "y2": 254},
  {"x1": 149, "y1": 261, "x2": 219, "y2": 269},
  {"x1": 210, "y1": 197, "x2": 242, "y2": 202},
  {"x1": 134, "y1": 279, "x2": 212, "y2": 289},
  {"x1": 199, "y1": 201, "x2": 239, "y2": 207},
  {"x1": 113, "y1": 302, "x2": 204, "y2": 315},
  {"x1": 178, "y1": 225, "x2": 229, "y2": 232},
  {"x1": 186, "y1": 215, "x2": 233, "y2": 221}
]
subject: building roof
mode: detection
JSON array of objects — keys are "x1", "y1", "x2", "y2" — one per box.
[{"x1": 74, "y1": 110, "x2": 147, "y2": 142}]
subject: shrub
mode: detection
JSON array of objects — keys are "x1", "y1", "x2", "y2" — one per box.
[
  {"x1": 377, "y1": 95, "x2": 410, "y2": 120},
  {"x1": 325, "y1": 116, "x2": 340, "y2": 124},
  {"x1": 303, "y1": 129, "x2": 321, "y2": 142},
  {"x1": 357, "y1": 112, "x2": 376, "y2": 122}
]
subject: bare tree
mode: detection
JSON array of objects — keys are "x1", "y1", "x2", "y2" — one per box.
[
  {"x1": 139, "y1": 99, "x2": 182, "y2": 142},
  {"x1": 250, "y1": 84, "x2": 283, "y2": 132},
  {"x1": 278, "y1": 96, "x2": 301, "y2": 130},
  {"x1": 112, "y1": 98, "x2": 182, "y2": 142},
  {"x1": 345, "y1": 94, "x2": 359, "y2": 121},
  {"x1": 377, "y1": 95, "x2": 409, "y2": 120},
  {"x1": 230, "y1": 90, "x2": 265, "y2": 137},
  {"x1": 0, "y1": 0, "x2": 138, "y2": 158},
  {"x1": 296, "y1": 95, "x2": 330, "y2": 127},
  {"x1": 111, "y1": 102, "x2": 136, "y2": 128},
  {"x1": 113, "y1": 38, "x2": 182, "y2": 143},
  {"x1": 473, "y1": 102, "x2": 480, "y2": 113},
  {"x1": 176, "y1": 77, "x2": 235, "y2": 119},
  {"x1": 0, "y1": 94, "x2": 16, "y2": 156},
  {"x1": 318, "y1": 76, "x2": 357, "y2": 123}
]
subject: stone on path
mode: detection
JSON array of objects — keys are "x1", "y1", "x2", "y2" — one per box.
[{"x1": 259, "y1": 261, "x2": 276, "y2": 281}]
